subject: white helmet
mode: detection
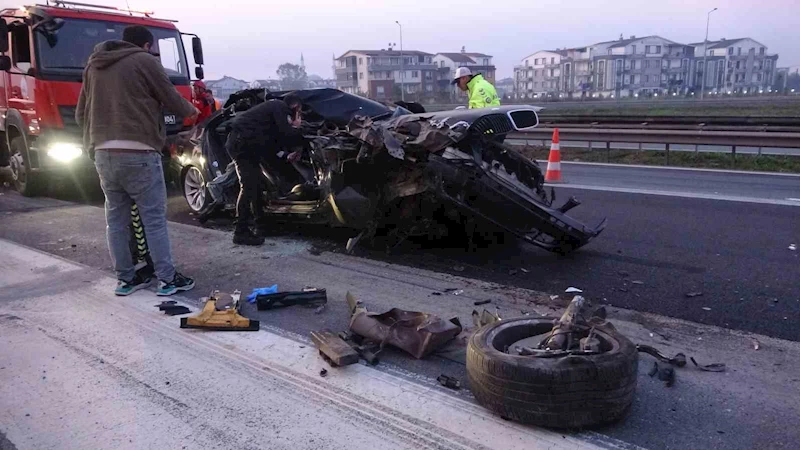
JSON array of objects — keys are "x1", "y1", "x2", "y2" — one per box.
[{"x1": 451, "y1": 67, "x2": 473, "y2": 85}]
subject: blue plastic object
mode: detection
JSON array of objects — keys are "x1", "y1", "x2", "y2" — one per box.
[{"x1": 247, "y1": 285, "x2": 278, "y2": 303}]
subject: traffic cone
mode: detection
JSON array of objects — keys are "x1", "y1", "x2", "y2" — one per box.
[
  {"x1": 544, "y1": 128, "x2": 564, "y2": 183},
  {"x1": 544, "y1": 128, "x2": 563, "y2": 183}
]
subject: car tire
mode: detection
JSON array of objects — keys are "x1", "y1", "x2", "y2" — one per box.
[
  {"x1": 466, "y1": 316, "x2": 638, "y2": 429},
  {"x1": 9, "y1": 136, "x2": 44, "y2": 197},
  {"x1": 182, "y1": 166, "x2": 211, "y2": 213}
]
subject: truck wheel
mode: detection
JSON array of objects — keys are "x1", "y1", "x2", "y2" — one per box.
[
  {"x1": 466, "y1": 317, "x2": 638, "y2": 429},
  {"x1": 182, "y1": 166, "x2": 211, "y2": 213},
  {"x1": 9, "y1": 136, "x2": 43, "y2": 197}
]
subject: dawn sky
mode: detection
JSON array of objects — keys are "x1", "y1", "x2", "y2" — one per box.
[{"x1": 131, "y1": 0, "x2": 797, "y2": 81}]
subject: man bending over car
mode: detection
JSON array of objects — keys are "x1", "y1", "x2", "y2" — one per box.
[{"x1": 225, "y1": 94, "x2": 305, "y2": 246}]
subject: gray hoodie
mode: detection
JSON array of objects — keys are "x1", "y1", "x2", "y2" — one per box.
[{"x1": 76, "y1": 40, "x2": 195, "y2": 151}]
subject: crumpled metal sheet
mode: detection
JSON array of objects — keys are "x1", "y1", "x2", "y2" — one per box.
[
  {"x1": 347, "y1": 292, "x2": 462, "y2": 359},
  {"x1": 346, "y1": 114, "x2": 470, "y2": 159}
]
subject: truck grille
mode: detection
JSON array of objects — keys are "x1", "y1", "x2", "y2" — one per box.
[
  {"x1": 58, "y1": 106, "x2": 78, "y2": 130},
  {"x1": 470, "y1": 114, "x2": 514, "y2": 136}
]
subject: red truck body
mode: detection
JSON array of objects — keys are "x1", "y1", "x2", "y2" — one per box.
[{"x1": 0, "y1": 3, "x2": 203, "y2": 196}]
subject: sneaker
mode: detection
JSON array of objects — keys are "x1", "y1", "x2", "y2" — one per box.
[
  {"x1": 157, "y1": 272, "x2": 195, "y2": 296},
  {"x1": 233, "y1": 230, "x2": 264, "y2": 246},
  {"x1": 115, "y1": 273, "x2": 152, "y2": 296}
]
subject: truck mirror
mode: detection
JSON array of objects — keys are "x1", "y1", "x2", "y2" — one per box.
[
  {"x1": 0, "y1": 21, "x2": 8, "y2": 53},
  {"x1": 195, "y1": 66, "x2": 204, "y2": 80},
  {"x1": 192, "y1": 37, "x2": 204, "y2": 65},
  {"x1": 0, "y1": 56, "x2": 10, "y2": 72}
]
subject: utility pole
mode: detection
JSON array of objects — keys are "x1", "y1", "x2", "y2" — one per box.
[
  {"x1": 396, "y1": 20, "x2": 405, "y2": 102},
  {"x1": 700, "y1": 7, "x2": 718, "y2": 100}
]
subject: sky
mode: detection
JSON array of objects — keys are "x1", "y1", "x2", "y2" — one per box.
[{"x1": 124, "y1": 0, "x2": 797, "y2": 81}]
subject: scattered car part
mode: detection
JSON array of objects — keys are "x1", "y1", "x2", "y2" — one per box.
[
  {"x1": 311, "y1": 330, "x2": 360, "y2": 367},
  {"x1": 636, "y1": 345, "x2": 687, "y2": 367},
  {"x1": 437, "y1": 374, "x2": 461, "y2": 390},
  {"x1": 474, "y1": 300, "x2": 492, "y2": 306},
  {"x1": 472, "y1": 309, "x2": 502, "y2": 328},
  {"x1": 180, "y1": 292, "x2": 259, "y2": 331},
  {"x1": 658, "y1": 367, "x2": 676, "y2": 387},
  {"x1": 255, "y1": 288, "x2": 327, "y2": 311},
  {"x1": 466, "y1": 298, "x2": 638, "y2": 428},
  {"x1": 155, "y1": 300, "x2": 191, "y2": 316},
  {"x1": 690, "y1": 357, "x2": 727, "y2": 372},
  {"x1": 246, "y1": 285, "x2": 278, "y2": 303},
  {"x1": 319, "y1": 368, "x2": 328, "y2": 378},
  {"x1": 565, "y1": 287, "x2": 582, "y2": 293},
  {"x1": 346, "y1": 292, "x2": 462, "y2": 359},
  {"x1": 685, "y1": 292, "x2": 704, "y2": 298}
]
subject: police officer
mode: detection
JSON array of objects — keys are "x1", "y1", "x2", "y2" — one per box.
[{"x1": 452, "y1": 67, "x2": 501, "y2": 109}]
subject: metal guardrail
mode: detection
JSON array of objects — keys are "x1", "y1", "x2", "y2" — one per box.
[{"x1": 508, "y1": 128, "x2": 800, "y2": 149}]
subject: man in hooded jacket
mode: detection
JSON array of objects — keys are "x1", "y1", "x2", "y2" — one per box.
[{"x1": 76, "y1": 25, "x2": 199, "y2": 297}]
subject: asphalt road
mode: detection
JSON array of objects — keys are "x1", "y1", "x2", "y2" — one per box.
[{"x1": 544, "y1": 162, "x2": 800, "y2": 203}]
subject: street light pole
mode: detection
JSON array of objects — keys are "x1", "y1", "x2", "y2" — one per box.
[
  {"x1": 700, "y1": 7, "x2": 718, "y2": 100},
  {"x1": 396, "y1": 20, "x2": 405, "y2": 102}
]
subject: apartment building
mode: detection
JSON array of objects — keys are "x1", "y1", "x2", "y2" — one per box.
[
  {"x1": 433, "y1": 49, "x2": 496, "y2": 101},
  {"x1": 514, "y1": 50, "x2": 564, "y2": 97},
  {"x1": 335, "y1": 49, "x2": 437, "y2": 100},
  {"x1": 514, "y1": 35, "x2": 779, "y2": 98},
  {"x1": 690, "y1": 38, "x2": 778, "y2": 94}
]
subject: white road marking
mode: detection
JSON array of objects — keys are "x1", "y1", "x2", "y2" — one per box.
[
  {"x1": 537, "y1": 160, "x2": 800, "y2": 177},
  {"x1": 787, "y1": 198, "x2": 800, "y2": 202},
  {"x1": 547, "y1": 183, "x2": 800, "y2": 207},
  {"x1": 0, "y1": 239, "x2": 613, "y2": 450}
]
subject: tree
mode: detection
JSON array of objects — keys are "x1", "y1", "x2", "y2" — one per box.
[{"x1": 276, "y1": 63, "x2": 308, "y2": 90}]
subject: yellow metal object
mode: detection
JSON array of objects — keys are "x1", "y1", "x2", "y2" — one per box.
[{"x1": 180, "y1": 298, "x2": 260, "y2": 331}]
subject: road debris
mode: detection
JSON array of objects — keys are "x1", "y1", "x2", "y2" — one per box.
[
  {"x1": 631, "y1": 280, "x2": 644, "y2": 285},
  {"x1": 636, "y1": 345, "x2": 687, "y2": 367},
  {"x1": 311, "y1": 330, "x2": 359, "y2": 367},
  {"x1": 508, "y1": 269, "x2": 518, "y2": 276},
  {"x1": 431, "y1": 292, "x2": 442, "y2": 296},
  {"x1": 246, "y1": 285, "x2": 278, "y2": 303},
  {"x1": 648, "y1": 362, "x2": 659, "y2": 377},
  {"x1": 155, "y1": 301, "x2": 191, "y2": 316},
  {"x1": 472, "y1": 308, "x2": 501, "y2": 328},
  {"x1": 658, "y1": 367, "x2": 675, "y2": 387},
  {"x1": 702, "y1": 307, "x2": 712, "y2": 311},
  {"x1": 255, "y1": 288, "x2": 327, "y2": 310},
  {"x1": 314, "y1": 304, "x2": 326, "y2": 314},
  {"x1": 685, "y1": 292, "x2": 704, "y2": 298},
  {"x1": 752, "y1": 339, "x2": 761, "y2": 350},
  {"x1": 443, "y1": 288, "x2": 464, "y2": 296},
  {"x1": 347, "y1": 292, "x2": 462, "y2": 359},
  {"x1": 337, "y1": 332, "x2": 380, "y2": 365},
  {"x1": 453, "y1": 265, "x2": 465, "y2": 272},
  {"x1": 565, "y1": 287, "x2": 583, "y2": 293},
  {"x1": 690, "y1": 357, "x2": 727, "y2": 372},
  {"x1": 789, "y1": 244, "x2": 797, "y2": 251},
  {"x1": 474, "y1": 300, "x2": 492, "y2": 306},
  {"x1": 319, "y1": 368, "x2": 328, "y2": 378},
  {"x1": 180, "y1": 291, "x2": 259, "y2": 331},
  {"x1": 437, "y1": 374, "x2": 461, "y2": 390},
  {"x1": 549, "y1": 295, "x2": 560, "y2": 301},
  {"x1": 520, "y1": 268, "x2": 530, "y2": 273}
]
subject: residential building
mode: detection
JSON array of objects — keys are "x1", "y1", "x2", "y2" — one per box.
[
  {"x1": 495, "y1": 77, "x2": 515, "y2": 98},
  {"x1": 514, "y1": 50, "x2": 563, "y2": 98},
  {"x1": 513, "y1": 35, "x2": 779, "y2": 98},
  {"x1": 335, "y1": 49, "x2": 437, "y2": 101},
  {"x1": 252, "y1": 79, "x2": 283, "y2": 91},
  {"x1": 690, "y1": 38, "x2": 778, "y2": 94},
  {"x1": 433, "y1": 49, "x2": 496, "y2": 102},
  {"x1": 307, "y1": 74, "x2": 337, "y2": 89},
  {"x1": 204, "y1": 76, "x2": 250, "y2": 102}
]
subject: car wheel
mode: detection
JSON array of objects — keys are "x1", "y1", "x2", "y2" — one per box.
[
  {"x1": 466, "y1": 317, "x2": 638, "y2": 429},
  {"x1": 183, "y1": 166, "x2": 211, "y2": 213},
  {"x1": 9, "y1": 136, "x2": 44, "y2": 197}
]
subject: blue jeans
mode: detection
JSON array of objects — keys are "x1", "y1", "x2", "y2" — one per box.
[{"x1": 94, "y1": 151, "x2": 176, "y2": 283}]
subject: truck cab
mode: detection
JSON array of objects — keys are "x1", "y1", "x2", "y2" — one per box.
[{"x1": 0, "y1": 2, "x2": 204, "y2": 196}]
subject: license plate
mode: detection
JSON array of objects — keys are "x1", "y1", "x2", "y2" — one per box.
[{"x1": 164, "y1": 114, "x2": 177, "y2": 125}]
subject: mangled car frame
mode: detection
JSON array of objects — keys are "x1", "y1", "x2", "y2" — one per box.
[{"x1": 178, "y1": 88, "x2": 605, "y2": 253}]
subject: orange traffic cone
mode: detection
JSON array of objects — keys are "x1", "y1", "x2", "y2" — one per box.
[{"x1": 544, "y1": 128, "x2": 563, "y2": 183}]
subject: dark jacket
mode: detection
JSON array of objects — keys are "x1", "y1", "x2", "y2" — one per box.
[
  {"x1": 76, "y1": 40, "x2": 196, "y2": 151},
  {"x1": 228, "y1": 100, "x2": 303, "y2": 156}
]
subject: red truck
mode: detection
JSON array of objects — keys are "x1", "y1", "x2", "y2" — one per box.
[{"x1": 0, "y1": 1, "x2": 205, "y2": 196}]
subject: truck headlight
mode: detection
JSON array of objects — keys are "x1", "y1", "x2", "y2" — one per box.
[{"x1": 47, "y1": 143, "x2": 83, "y2": 162}]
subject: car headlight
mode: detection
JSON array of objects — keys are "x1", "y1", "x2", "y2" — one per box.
[{"x1": 47, "y1": 143, "x2": 83, "y2": 162}]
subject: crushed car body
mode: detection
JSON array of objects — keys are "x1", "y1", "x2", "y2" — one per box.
[{"x1": 178, "y1": 88, "x2": 605, "y2": 253}]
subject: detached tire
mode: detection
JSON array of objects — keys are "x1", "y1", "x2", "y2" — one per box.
[{"x1": 466, "y1": 317, "x2": 638, "y2": 429}]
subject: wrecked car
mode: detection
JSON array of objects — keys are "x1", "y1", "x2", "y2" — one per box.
[{"x1": 177, "y1": 88, "x2": 605, "y2": 254}]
